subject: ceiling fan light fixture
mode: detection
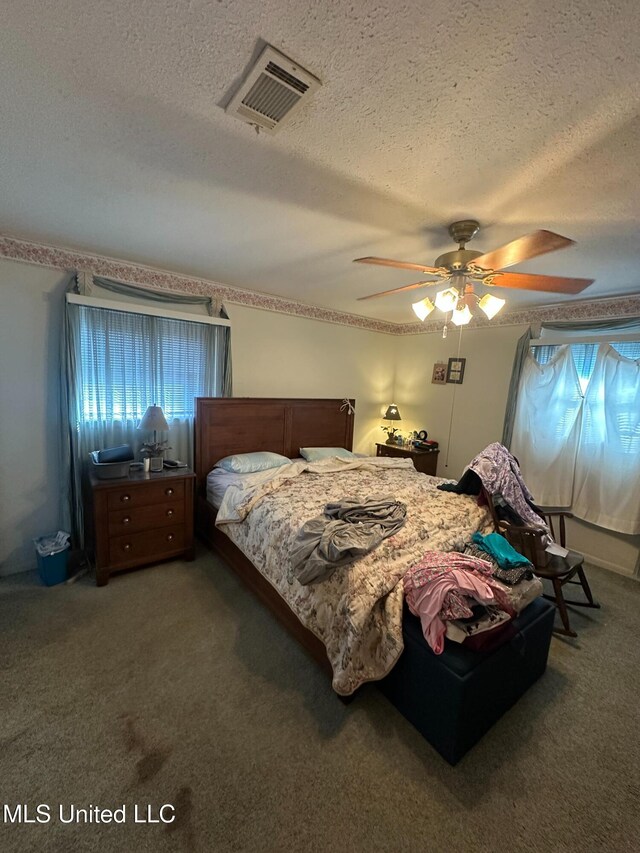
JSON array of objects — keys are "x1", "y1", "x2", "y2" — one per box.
[
  {"x1": 450, "y1": 304, "x2": 472, "y2": 326},
  {"x1": 478, "y1": 293, "x2": 506, "y2": 319},
  {"x1": 435, "y1": 287, "x2": 459, "y2": 313},
  {"x1": 411, "y1": 296, "x2": 435, "y2": 321}
]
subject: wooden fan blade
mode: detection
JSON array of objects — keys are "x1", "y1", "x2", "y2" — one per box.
[
  {"x1": 354, "y1": 256, "x2": 443, "y2": 274},
  {"x1": 472, "y1": 230, "x2": 575, "y2": 271},
  {"x1": 357, "y1": 280, "x2": 439, "y2": 301},
  {"x1": 492, "y1": 271, "x2": 594, "y2": 294}
]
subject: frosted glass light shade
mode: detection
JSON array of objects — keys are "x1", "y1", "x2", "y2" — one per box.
[
  {"x1": 478, "y1": 293, "x2": 506, "y2": 319},
  {"x1": 411, "y1": 297, "x2": 435, "y2": 321},
  {"x1": 435, "y1": 287, "x2": 459, "y2": 313},
  {"x1": 451, "y1": 304, "x2": 472, "y2": 326}
]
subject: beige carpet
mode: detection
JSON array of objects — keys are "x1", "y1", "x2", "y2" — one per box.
[{"x1": 1, "y1": 549, "x2": 639, "y2": 853}]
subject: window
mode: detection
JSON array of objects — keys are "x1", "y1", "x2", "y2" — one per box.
[
  {"x1": 63, "y1": 292, "x2": 231, "y2": 548},
  {"x1": 513, "y1": 340, "x2": 640, "y2": 534},
  {"x1": 77, "y1": 305, "x2": 220, "y2": 424},
  {"x1": 532, "y1": 342, "x2": 640, "y2": 393}
]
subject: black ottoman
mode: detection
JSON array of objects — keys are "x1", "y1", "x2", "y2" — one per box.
[{"x1": 378, "y1": 597, "x2": 555, "y2": 765}]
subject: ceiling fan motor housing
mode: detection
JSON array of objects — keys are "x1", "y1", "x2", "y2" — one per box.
[{"x1": 434, "y1": 248, "x2": 483, "y2": 271}]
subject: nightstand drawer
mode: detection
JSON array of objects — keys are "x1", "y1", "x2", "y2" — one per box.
[
  {"x1": 107, "y1": 480, "x2": 185, "y2": 511},
  {"x1": 108, "y1": 502, "x2": 184, "y2": 537},
  {"x1": 109, "y1": 528, "x2": 185, "y2": 566}
]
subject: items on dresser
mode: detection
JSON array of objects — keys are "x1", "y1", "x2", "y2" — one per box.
[
  {"x1": 375, "y1": 442, "x2": 439, "y2": 476},
  {"x1": 89, "y1": 444, "x2": 135, "y2": 479},
  {"x1": 413, "y1": 439, "x2": 439, "y2": 451},
  {"x1": 86, "y1": 467, "x2": 195, "y2": 586}
]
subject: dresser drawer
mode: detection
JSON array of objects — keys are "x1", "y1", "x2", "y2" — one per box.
[
  {"x1": 109, "y1": 528, "x2": 185, "y2": 567},
  {"x1": 106, "y1": 480, "x2": 185, "y2": 511},
  {"x1": 108, "y1": 502, "x2": 185, "y2": 537}
]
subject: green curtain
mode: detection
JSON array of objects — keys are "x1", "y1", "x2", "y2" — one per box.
[
  {"x1": 501, "y1": 327, "x2": 532, "y2": 448},
  {"x1": 92, "y1": 275, "x2": 220, "y2": 316},
  {"x1": 540, "y1": 317, "x2": 640, "y2": 334},
  {"x1": 59, "y1": 276, "x2": 80, "y2": 540}
]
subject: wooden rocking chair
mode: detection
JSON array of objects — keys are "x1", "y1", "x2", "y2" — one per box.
[{"x1": 482, "y1": 492, "x2": 600, "y2": 637}]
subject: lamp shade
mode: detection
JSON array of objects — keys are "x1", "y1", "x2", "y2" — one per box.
[
  {"x1": 411, "y1": 296, "x2": 435, "y2": 322},
  {"x1": 435, "y1": 287, "x2": 459, "y2": 313},
  {"x1": 451, "y1": 304, "x2": 472, "y2": 326},
  {"x1": 138, "y1": 405, "x2": 169, "y2": 433},
  {"x1": 478, "y1": 293, "x2": 506, "y2": 319},
  {"x1": 383, "y1": 404, "x2": 401, "y2": 421}
]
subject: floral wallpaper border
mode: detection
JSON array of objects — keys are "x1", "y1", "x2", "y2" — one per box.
[{"x1": 1, "y1": 233, "x2": 639, "y2": 336}]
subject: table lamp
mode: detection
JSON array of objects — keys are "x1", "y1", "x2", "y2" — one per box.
[
  {"x1": 138, "y1": 405, "x2": 170, "y2": 471},
  {"x1": 382, "y1": 403, "x2": 402, "y2": 444}
]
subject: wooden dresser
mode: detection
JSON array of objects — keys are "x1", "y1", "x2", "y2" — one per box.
[
  {"x1": 87, "y1": 468, "x2": 195, "y2": 586},
  {"x1": 375, "y1": 442, "x2": 439, "y2": 476}
]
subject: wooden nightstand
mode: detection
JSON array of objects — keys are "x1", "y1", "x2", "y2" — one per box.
[
  {"x1": 87, "y1": 467, "x2": 195, "y2": 586},
  {"x1": 376, "y1": 442, "x2": 439, "y2": 476}
]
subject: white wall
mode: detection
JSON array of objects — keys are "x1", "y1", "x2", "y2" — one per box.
[
  {"x1": 0, "y1": 260, "x2": 69, "y2": 575},
  {"x1": 228, "y1": 303, "x2": 396, "y2": 453},
  {"x1": 394, "y1": 324, "x2": 526, "y2": 479}
]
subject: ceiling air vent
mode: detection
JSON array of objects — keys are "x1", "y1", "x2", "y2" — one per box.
[{"x1": 226, "y1": 45, "x2": 322, "y2": 133}]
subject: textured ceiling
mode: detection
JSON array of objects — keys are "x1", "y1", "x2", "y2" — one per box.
[{"x1": 1, "y1": 0, "x2": 639, "y2": 324}]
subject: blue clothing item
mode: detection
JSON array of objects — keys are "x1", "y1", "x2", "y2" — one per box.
[{"x1": 472, "y1": 531, "x2": 532, "y2": 570}]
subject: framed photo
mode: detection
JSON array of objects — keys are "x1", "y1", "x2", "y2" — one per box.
[
  {"x1": 446, "y1": 357, "x2": 466, "y2": 384},
  {"x1": 431, "y1": 362, "x2": 447, "y2": 385}
]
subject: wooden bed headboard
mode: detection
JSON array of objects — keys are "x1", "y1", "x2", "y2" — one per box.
[{"x1": 194, "y1": 397, "x2": 355, "y2": 495}]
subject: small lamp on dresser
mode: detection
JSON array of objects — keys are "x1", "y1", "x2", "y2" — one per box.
[
  {"x1": 382, "y1": 403, "x2": 402, "y2": 444},
  {"x1": 138, "y1": 404, "x2": 170, "y2": 472}
]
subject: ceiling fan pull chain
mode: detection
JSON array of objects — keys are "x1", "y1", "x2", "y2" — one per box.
[{"x1": 442, "y1": 322, "x2": 448, "y2": 339}]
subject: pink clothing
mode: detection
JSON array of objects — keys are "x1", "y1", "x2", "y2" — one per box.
[{"x1": 404, "y1": 551, "x2": 514, "y2": 654}]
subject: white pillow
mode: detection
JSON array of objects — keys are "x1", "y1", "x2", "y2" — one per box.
[
  {"x1": 206, "y1": 469, "x2": 266, "y2": 508},
  {"x1": 215, "y1": 451, "x2": 290, "y2": 474},
  {"x1": 299, "y1": 447, "x2": 355, "y2": 462}
]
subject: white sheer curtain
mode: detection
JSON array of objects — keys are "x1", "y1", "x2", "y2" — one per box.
[
  {"x1": 511, "y1": 346, "x2": 583, "y2": 506},
  {"x1": 572, "y1": 344, "x2": 640, "y2": 534},
  {"x1": 64, "y1": 299, "x2": 231, "y2": 544},
  {"x1": 75, "y1": 304, "x2": 227, "y2": 462}
]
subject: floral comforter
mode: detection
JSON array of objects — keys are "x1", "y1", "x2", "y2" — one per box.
[{"x1": 215, "y1": 457, "x2": 493, "y2": 695}]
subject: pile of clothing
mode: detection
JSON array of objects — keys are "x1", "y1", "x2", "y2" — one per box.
[
  {"x1": 290, "y1": 493, "x2": 406, "y2": 585},
  {"x1": 438, "y1": 441, "x2": 549, "y2": 531},
  {"x1": 404, "y1": 532, "x2": 535, "y2": 655}
]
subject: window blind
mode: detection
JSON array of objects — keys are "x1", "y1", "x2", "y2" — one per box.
[{"x1": 77, "y1": 305, "x2": 223, "y2": 423}]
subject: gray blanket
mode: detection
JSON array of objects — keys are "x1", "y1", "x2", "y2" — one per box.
[{"x1": 290, "y1": 494, "x2": 407, "y2": 585}]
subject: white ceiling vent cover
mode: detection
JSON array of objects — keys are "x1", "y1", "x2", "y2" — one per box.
[{"x1": 226, "y1": 45, "x2": 322, "y2": 133}]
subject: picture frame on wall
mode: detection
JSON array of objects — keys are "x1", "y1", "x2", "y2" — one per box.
[
  {"x1": 432, "y1": 362, "x2": 447, "y2": 385},
  {"x1": 446, "y1": 357, "x2": 466, "y2": 384}
]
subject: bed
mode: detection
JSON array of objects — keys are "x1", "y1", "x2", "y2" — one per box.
[{"x1": 194, "y1": 397, "x2": 555, "y2": 762}]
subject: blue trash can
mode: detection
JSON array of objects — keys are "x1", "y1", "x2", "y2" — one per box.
[{"x1": 34, "y1": 533, "x2": 70, "y2": 586}]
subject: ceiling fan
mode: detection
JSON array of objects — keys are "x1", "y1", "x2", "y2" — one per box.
[{"x1": 354, "y1": 220, "x2": 594, "y2": 325}]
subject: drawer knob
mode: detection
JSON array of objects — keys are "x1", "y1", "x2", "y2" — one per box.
[
  {"x1": 167, "y1": 533, "x2": 174, "y2": 541},
  {"x1": 166, "y1": 509, "x2": 174, "y2": 517},
  {"x1": 123, "y1": 544, "x2": 131, "y2": 552},
  {"x1": 121, "y1": 494, "x2": 131, "y2": 503},
  {"x1": 165, "y1": 488, "x2": 174, "y2": 496},
  {"x1": 123, "y1": 517, "x2": 131, "y2": 525}
]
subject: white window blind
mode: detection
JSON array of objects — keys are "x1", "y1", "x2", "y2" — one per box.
[{"x1": 78, "y1": 305, "x2": 218, "y2": 423}]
